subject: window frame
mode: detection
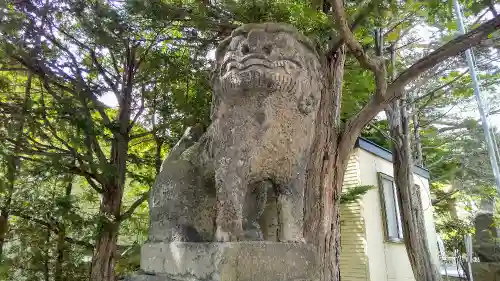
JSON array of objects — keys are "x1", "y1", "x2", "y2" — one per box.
[{"x1": 378, "y1": 172, "x2": 404, "y2": 243}]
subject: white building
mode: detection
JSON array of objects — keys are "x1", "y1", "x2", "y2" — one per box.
[{"x1": 340, "y1": 138, "x2": 440, "y2": 281}]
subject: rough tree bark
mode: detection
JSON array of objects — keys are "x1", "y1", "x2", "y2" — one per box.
[
  {"x1": 44, "y1": 227, "x2": 50, "y2": 281},
  {"x1": 0, "y1": 72, "x2": 32, "y2": 259},
  {"x1": 386, "y1": 98, "x2": 441, "y2": 281},
  {"x1": 155, "y1": 137, "x2": 164, "y2": 174},
  {"x1": 151, "y1": 94, "x2": 165, "y2": 175},
  {"x1": 410, "y1": 103, "x2": 424, "y2": 166},
  {"x1": 304, "y1": 46, "x2": 346, "y2": 281},
  {"x1": 90, "y1": 188, "x2": 122, "y2": 281},
  {"x1": 55, "y1": 227, "x2": 66, "y2": 281},
  {"x1": 89, "y1": 126, "x2": 130, "y2": 281},
  {"x1": 54, "y1": 177, "x2": 73, "y2": 281}
]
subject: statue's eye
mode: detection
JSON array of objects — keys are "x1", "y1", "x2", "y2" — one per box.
[
  {"x1": 274, "y1": 35, "x2": 288, "y2": 48},
  {"x1": 241, "y1": 43, "x2": 250, "y2": 55},
  {"x1": 263, "y1": 44, "x2": 273, "y2": 55},
  {"x1": 229, "y1": 36, "x2": 245, "y2": 51}
]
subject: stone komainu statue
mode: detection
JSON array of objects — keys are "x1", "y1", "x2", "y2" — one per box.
[
  {"x1": 148, "y1": 23, "x2": 323, "y2": 243},
  {"x1": 474, "y1": 212, "x2": 500, "y2": 262}
]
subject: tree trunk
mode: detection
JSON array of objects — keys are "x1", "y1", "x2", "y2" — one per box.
[
  {"x1": 89, "y1": 125, "x2": 129, "y2": 281},
  {"x1": 0, "y1": 72, "x2": 32, "y2": 259},
  {"x1": 386, "y1": 41, "x2": 440, "y2": 281},
  {"x1": 90, "y1": 187, "x2": 122, "y2": 281},
  {"x1": 448, "y1": 197, "x2": 459, "y2": 220},
  {"x1": 411, "y1": 104, "x2": 424, "y2": 166},
  {"x1": 44, "y1": 227, "x2": 51, "y2": 281},
  {"x1": 0, "y1": 153, "x2": 16, "y2": 259},
  {"x1": 304, "y1": 47, "x2": 348, "y2": 281},
  {"x1": 90, "y1": 138, "x2": 127, "y2": 281},
  {"x1": 54, "y1": 230, "x2": 65, "y2": 281},
  {"x1": 154, "y1": 137, "x2": 163, "y2": 174},
  {"x1": 55, "y1": 177, "x2": 72, "y2": 281},
  {"x1": 90, "y1": 46, "x2": 133, "y2": 280},
  {"x1": 386, "y1": 99, "x2": 441, "y2": 281}
]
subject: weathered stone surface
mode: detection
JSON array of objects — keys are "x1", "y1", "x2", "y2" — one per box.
[
  {"x1": 471, "y1": 262, "x2": 500, "y2": 281},
  {"x1": 474, "y1": 212, "x2": 500, "y2": 262},
  {"x1": 148, "y1": 23, "x2": 323, "y2": 243},
  {"x1": 210, "y1": 23, "x2": 322, "y2": 242},
  {"x1": 123, "y1": 274, "x2": 173, "y2": 281},
  {"x1": 138, "y1": 242, "x2": 318, "y2": 281}
]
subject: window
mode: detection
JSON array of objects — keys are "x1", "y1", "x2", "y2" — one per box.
[{"x1": 378, "y1": 173, "x2": 403, "y2": 241}]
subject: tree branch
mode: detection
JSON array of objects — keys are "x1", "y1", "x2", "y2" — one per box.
[
  {"x1": 486, "y1": 0, "x2": 498, "y2": 17},
  {"x1": 10, "y1": 211, "x2": 94, "y2": 250},
  {"x1": 65, "y1": 166, "x2": 104, "y2": 192},
  {"x1": 81, "y1": 175, "x2": 104, "y2": 193},
  {"x1": 89, "y1": 49, "x2": 120, "y2": 95},
  {"x1": 134, "y1": 32, "x2": 161, "y2": 72},
  {"x1": 129, "y1": 122, "x2": 170, "y2": 139},
  {"x1": 39, "y1": 91, "x2": 94, "y2": 168},
  {"x1": 345, "y1": 14, "x2": 500, "y2": 141},
  {"x1": 389, "y1": 14, "x2": 500, "y2": 97},
  {"x1": 330, "y1": 0, "x2": 382, "y2": 74},
  {"x1": 118, "y1": 191, "x2": 149, "y2": 221},
  {"x1": 43, "y1": 23, "x2": 114, "y2": 129},
  {"x1": 329, "y1": 0, "x2": 387, "y2": 98},
  {"x1": 394, "y1": 37, "x2": 422, "y2": 51},
  {"x1": 405, "y1": 63, "x2": 456, "y2": 95},
  {"x1": 13, "y1": 133, "x2": 107, "y2": 186},
  {"x1": 327, "y1": 0, "x2": 379, "y2": 55},
  {"x1": 52, "y1": 23, "x2": 120, "y2": 94},
  {"x1": 0, "y1": 67, "x2": 28, "y2": 72},
  {"x1": 109, "y1": 50, "x2": 121, "y2": 84},
  {"x1": 411, "y1": 71, "x2": 468, "y2": 114},
  {"x1": 78, "y1": 97, "x2": 109, "y2": 169},
  {"x1": 63, "y1": 236, "x2": 94, "y2": 250},
  {"x1": 383, "y1": 13, "x2": 416, "y2": 37},
  {"x1": 129, "y1": 83, "x2": 146, "y2": 130}
]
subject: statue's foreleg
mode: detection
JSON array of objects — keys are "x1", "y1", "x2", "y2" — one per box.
[
  {"x1": 243, "y1": 180, "x2": 271, "y2": 240},
  {"x1": 215, "y1": 167, "x2": 246, "y2": 242},
  {"x1": 277, "y1": 177, "x2": 305, "y2": 243}
]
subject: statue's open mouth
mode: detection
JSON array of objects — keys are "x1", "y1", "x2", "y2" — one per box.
[{"x1": 222, "y1": 54, "x2": 302, "y2": 74}]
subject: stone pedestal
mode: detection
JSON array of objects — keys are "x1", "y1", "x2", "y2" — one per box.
[{"x1": 126, "y1": 242, "x2": 318, "y2": 281}]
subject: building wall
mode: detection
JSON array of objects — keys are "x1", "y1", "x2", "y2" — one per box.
[
  {"x1": 357, "y1": 149, "x2": 440, "y2": 281},
  {"x1": 340, "y1": 150, "x2": 370, "y2": 281}
]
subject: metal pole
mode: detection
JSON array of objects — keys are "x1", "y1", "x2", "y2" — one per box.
[
  {"x1": 465, "y1": 234, "x2": 474, "y2": 281},
  {"x1": 453, "y1": 0, "x2": 500, "y2": 198},
  {"x1": 438, "y1": 235, "x2": 450, "y2": 280},
  {"x1": 490, "y1": 127, "x2": 500, "y2": 165}
]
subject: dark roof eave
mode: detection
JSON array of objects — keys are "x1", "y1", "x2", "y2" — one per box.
[{"x1": 355, "y1": 138, "x2": 430, "y2": 179}]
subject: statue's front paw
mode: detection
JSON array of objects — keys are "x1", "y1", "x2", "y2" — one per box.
[
  {"x1": 243, "y1": 222, "x2": 263, "y2": 241},
  {"x1": 215, "y1": 227, "x2": 231, "y2": 242},
  {"x1": 280, "y1": 234, "x2": 306, "y2": 243},
  {"x1": 281, "y1": 238, "x2": 306, "y2": 243},
  {"x1": 215, "y1": 227, "x2": 242, "y2": 242}
]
